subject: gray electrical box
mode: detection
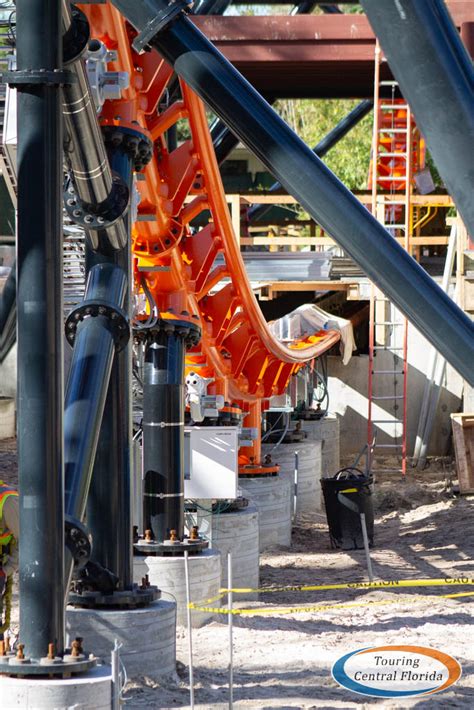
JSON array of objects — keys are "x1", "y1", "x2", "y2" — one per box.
[{"x1": 184, "y1": 426, "x2": 238, "y2": 499}]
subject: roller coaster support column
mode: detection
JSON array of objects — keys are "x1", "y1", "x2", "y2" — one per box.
[
  {"x1": 141, "y1": 318, "x2": 200, "y2": 545},
  {"x1": 12, "y1": 0, "x2": 65, "y2": 663},
  {"x1": 111, "y1": 0, "x2": 474, "y2": 385},
  {"x1": 64, "y1": 264, "x2": 128, "y2": 596},
  {"x1": 84, "y1": 147, "x2": 134, "y2": 595},
  {"x1": 82, "y1": 128, "x2": 155, "y2": 603},
  {"x1": 360, "y1": 0, "x2": 474, "y2": 237}
]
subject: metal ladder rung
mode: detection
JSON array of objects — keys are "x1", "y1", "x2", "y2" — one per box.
[
  {"x1": 374, "y1": 321, "x2": 404, "y2": 326},
  {"x1": 380, "y1": 104, "x2": 408, "y2": 110},
  {"x1": 373, "y1": 346, "x2": 404, "y2": 351},
  {"x1": 379, "y1": 80, "x2": 399, "y2": 86},
  {"x1": 377, "y1": 177, "x2": 408, "y2": 182},
  {"x1": 372, "y1": 395, "x2": 404, "y2": 400},
  {"x1": 382, "y1": 224, "x2": 407, "y2": 229},
  {"x1": 379, "y1": 128, "x2": 408, "y2": 133},
  {"x1": 374, "y1": 443, "x2": 403, "y2": 449},
  {"x1": 371, "y1": 419, "x2": 403, "y2": 423},
  {"x1": 380, "y1": 152, "x2": 408, "y2": 158},
  {"x1": 382, "y1": 200, "x2": 407, "y2": 205}
]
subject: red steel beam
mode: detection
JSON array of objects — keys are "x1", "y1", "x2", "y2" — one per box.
[{"x1": 191, "y1": 5, "x2": 474, "y2": 99}]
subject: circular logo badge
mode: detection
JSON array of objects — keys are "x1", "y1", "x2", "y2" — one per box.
[{"x1": 332, "y1": 645, "x2": 461, "y2": 698}]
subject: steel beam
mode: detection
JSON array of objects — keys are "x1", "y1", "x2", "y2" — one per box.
[
  {"x1": 189, "y1": 6, "x2": 474, "y2": 99},
  {"x1": 361, "y1": 0, "x2": 474, "y2": 238},
  {"x1": 111, "y1": 0, "x2": 474, "y2": 384},
  {"x1": 16, "y1": 0, "x2": 65, "y2": 660},
  {"x1": 85, "y1": 147, "x2": 134, "y2": 591}
]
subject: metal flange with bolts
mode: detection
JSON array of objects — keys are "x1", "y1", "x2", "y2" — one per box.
[{"x1": 0, "y1": 637, "x2": 97, "y2": 677}]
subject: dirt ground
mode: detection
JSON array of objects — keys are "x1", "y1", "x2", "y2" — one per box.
[{"x1": 1, "y1": 440, "x2": 473, "y2": 709}]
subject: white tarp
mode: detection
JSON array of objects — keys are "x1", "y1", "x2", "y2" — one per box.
[{"x1": 270, "y1": 303, "x2": 356, "y2": 365}]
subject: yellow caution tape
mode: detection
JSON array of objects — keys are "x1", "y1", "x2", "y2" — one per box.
[
  {"x1": 189, "y1": 591, "x2": 474, "y2": 617},
  {"x1": 188, "y1": 577, "x2": 474, "y2": 615},
  {"x1": 219, "y1": 576, "x2": 474, "y2": 596}
]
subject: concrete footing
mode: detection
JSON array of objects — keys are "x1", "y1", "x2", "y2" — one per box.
[
  {"x1": 301, "y1": 414, "x2": 340, "y2": 476},
  {"x1": 262, "y1": 440, "x2": 322, "y2": 516},
  {"x1": 66, "y1": 599, "x2": 176, "y2": 680},
  {"x1": 186, "y1": 504, "x2": 259, "y2": 597},
  {"x1": 0, "y1": 666, "x2": 112, "y2": 709},
  {"x1": 134, "y1": 549, "x2": 221, "y2": 627},
  {"x1": 239, "y1": 475, "x2": 291, "y2": 551}
]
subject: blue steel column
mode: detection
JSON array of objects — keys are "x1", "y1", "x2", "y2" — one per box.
[
  {"x1": 143, "y1": 327, "x2": 186, "y2": 542},
  {"x1": 85, "y1": 144, "x2": 134, "y2": 590},
  {"x1": 110, "y1": 0, "x2": 474, "y2": 384},
  {"x1": 16, "y1": 0, "x2": 65, "y2": 659}
]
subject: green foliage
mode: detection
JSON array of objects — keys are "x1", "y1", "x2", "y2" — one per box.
[{"x1": 275, "y1": 99, "x2": 373, "y2": 191}]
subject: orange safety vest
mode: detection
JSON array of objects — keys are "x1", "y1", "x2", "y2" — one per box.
[{"x1": 0, "y1": 482, "x2": 18, "y2": 549}]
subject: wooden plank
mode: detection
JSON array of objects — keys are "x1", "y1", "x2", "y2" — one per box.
[
  {"x1": 237, "y1": 193, "x2": 454, "y2": 207},
  {"x1": 241, "y1": 236, "x2": 334, "y2": 246},
  {"x1": 260, "y1": 281, "x2": 357, "y2": 300},
  {"x1": 451, "y1": 413, "x2": 474, "y2": 494},
  {"x1": 240, "y1": 236, "x2": 450, "y2": 247}
]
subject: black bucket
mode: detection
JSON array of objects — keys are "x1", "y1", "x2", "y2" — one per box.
[{"x1": 321, "y1": 467, "x2": 374, "y2": 550}]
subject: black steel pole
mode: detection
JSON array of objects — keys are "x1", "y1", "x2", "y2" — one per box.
[
  {"x1": 110, "y1": 0, "x2": 474, "y2": 384},
  {"x1": 249, "y1": 99, "x2": 373, "y2": 222},
  {"x1": 63, "y1": 263, "x2": 128, "y2": 600},
  {"x1": 143, "y1": 327, "x2": 186, "y2": 542},
  {"x1": 360, "y1": 0, "x2": 474, "y2": 237},
  {"x1": 64, "y1": 264, "x2": 128, "y2": 523},
  {"x1": 86, "y1": 146, "x2": 134, "y2": 591},
  {"x1": 16, "y1": 0, "x2": 65, "y2": 660}
]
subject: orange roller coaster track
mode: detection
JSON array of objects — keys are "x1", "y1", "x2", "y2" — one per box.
[{"x1": 82, "y1": 4, "x2": 340, "y2": 403}]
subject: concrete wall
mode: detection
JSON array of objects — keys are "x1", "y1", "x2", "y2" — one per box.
[{"x1": 327, "y1": 322, "x2": 464, "y2": 457}]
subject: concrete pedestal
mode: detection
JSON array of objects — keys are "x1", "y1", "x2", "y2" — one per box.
[
  {"x1": 0, "y1": 666, "x2": 112, "y2": 709},
  {"x1": 186, "y1": 504, "x2": 259, "y2": 598},
  {"x1": 262, "y1": 440, "x2": 322, "y2": 516},
  {"x1": 239, "y1": 475, "x2": 291, "y2": 551},
  {"x1": 301, "y1": 414, "x2": 340, "y2": 476},
  {"x1": 134, "y1": 549, "x2": 221, "y2": 628},
  {"x1": 66, "y1": 599, "x2": 176, "y2": 680}
]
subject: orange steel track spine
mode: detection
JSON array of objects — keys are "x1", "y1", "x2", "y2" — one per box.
[{"x1": 82, "y1": 4, "x2": 340, "y2": 407}]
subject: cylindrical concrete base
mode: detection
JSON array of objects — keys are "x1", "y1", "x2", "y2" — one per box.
[
  {"x1": 0, "y1": 666, "x2": 112, "y2": 709},
  {"x1": 134, "y1": 549, "x2": 221, "y2": 627},
  {"x1": 185, "y1": 504, "x2": 259, "y2": 598},
  {"x1": 301, "y1": 414, "x2": 340, "y2": 476},
  {"x1": 262, "y1": 440, "x2": 322, "y2": 515},
  {"x1": 66, "y1": 599, "x2": 176, "y2": 680},
  {"x1": 239, "y1": 475, "x2": 291, "y2": 551}
]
